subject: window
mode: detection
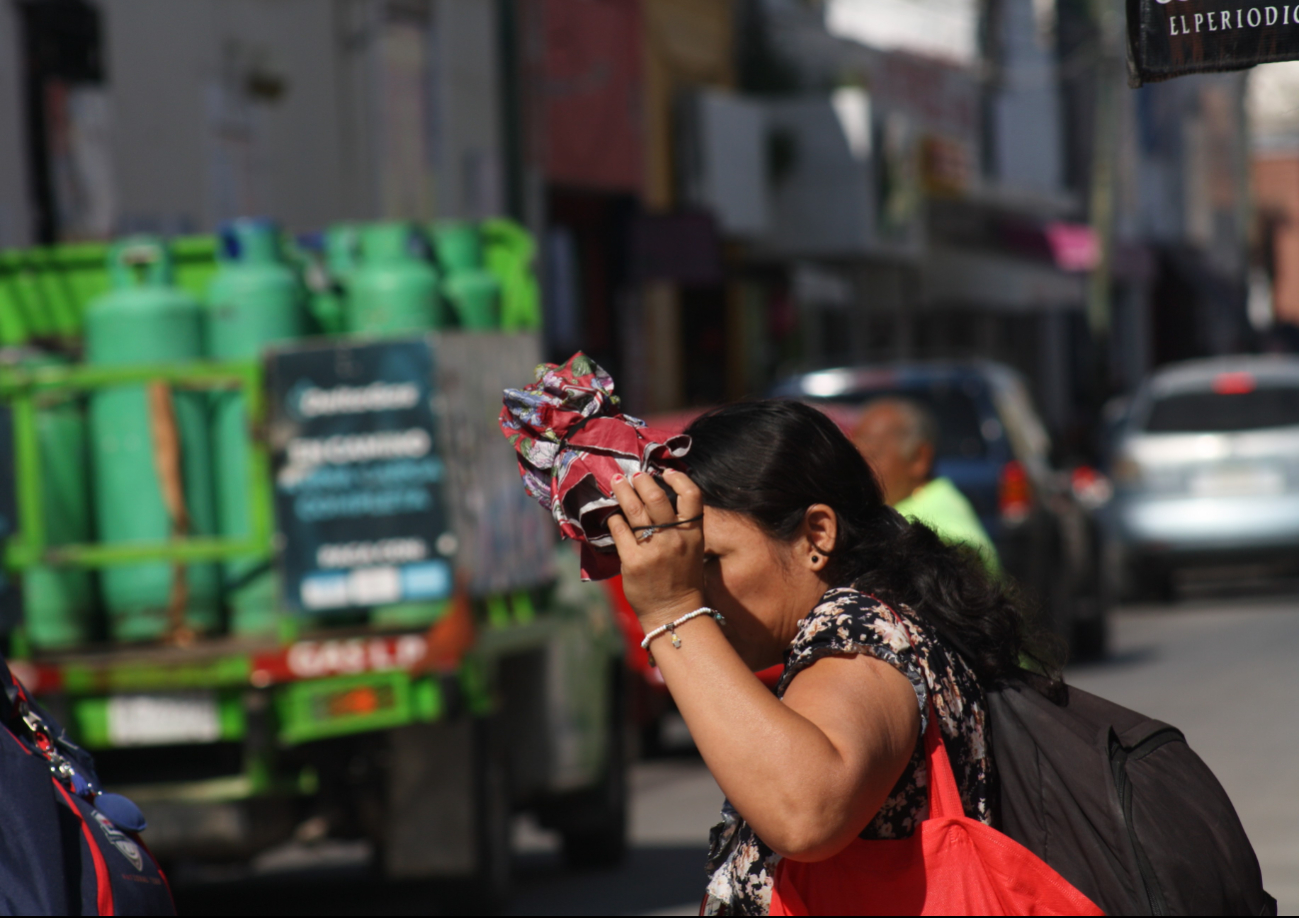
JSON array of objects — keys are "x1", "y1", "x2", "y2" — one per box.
[{"x1": 1145, "y1": 388, "x2": 1299, "y2": 433}]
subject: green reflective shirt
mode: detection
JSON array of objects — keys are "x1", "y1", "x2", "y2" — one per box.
[{"x1": 894, "y1": 476, "x2": 1001, "y2": 575}]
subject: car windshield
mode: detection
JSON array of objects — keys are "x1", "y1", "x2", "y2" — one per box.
[
  {"x1": 820, "y1": 386, "x2": 987, "y2": 459},
  {"x1": 1145, "y1": 387, "x2": 1299, "y2": 433}
]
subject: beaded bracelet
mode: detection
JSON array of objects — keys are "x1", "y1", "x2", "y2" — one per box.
[{"x1": 640, "y1": 607, "x2": 726, "y2": 666}]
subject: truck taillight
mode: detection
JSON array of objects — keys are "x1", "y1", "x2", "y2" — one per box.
[{"x1": 999, "y1": 460, "x2": 1033, "y2": 524}]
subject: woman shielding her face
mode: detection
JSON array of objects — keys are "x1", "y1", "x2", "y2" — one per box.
[{"x1": 605, "y1": 400, "x2": 1039, "y2": 916}]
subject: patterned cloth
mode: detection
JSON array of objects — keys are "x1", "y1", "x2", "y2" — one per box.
[
  {"x1": 500, "y1": 352, "x2": 690, "y2": 580},
  {"x1": 702, "y1": 588, "x2": 994, "y2": 915}
]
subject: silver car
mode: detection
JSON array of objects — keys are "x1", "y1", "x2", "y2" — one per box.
[{"x1": 1106, "y1": 356, "x2": 1299, "y2": 600}]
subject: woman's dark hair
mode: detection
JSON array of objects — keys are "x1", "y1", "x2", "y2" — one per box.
[{"x1": 683, "y1": 399, "x2": 1058, "y2": 686}]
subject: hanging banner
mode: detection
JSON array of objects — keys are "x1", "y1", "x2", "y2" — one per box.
[{"x1": 1128, "y1": 0, "x2": 1299, "y2": 85}]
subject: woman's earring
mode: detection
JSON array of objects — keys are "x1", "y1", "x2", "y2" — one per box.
[{"x1": 811, "y1": 554, "x2": 820, "y2": 564}]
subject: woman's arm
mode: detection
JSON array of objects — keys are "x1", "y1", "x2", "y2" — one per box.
[
  {"x1": 650, "y1": 618, "x2": 918, "y2": 860},
  {"x1": 607, "y1": 470, "x2": 919, "y2": 861}
]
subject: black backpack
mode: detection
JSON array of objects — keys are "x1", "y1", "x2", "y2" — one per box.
[
  {"x1": 0, "y1": 657, "x2": 174, "y2": 915},
  {"x1": 988, "y1": 679, "x2": 1276, "y2": 916}
]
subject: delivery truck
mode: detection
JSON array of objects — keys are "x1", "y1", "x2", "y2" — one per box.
[{"x1": 0, "y1": 222, "x2": 628, "y2": 910}]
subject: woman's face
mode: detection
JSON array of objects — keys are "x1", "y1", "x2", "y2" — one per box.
[{"x1": 701, "y1": 506, "x2": 827, "y2": 670}]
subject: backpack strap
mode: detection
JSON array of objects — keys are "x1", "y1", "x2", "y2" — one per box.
[
  {"x1": 856, "y1": 595, "x2": 968, "y2": 822},
  {"x1": 51, "y1": 780, "x2": 115, "y2": 916},
  {"x1": 923, "y1": 706, "x2": 966, "y2": 821},
  {"x1": 0, "y1": 654, "x2": 104, "y2": 798}
]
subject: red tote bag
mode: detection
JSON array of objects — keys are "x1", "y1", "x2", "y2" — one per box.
[{"x1": 770, "y1": 714, "x2": 1104, "y2": 916}]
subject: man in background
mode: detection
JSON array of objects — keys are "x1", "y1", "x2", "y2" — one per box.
[{"x1": 852, "y1": 397, "x2": 1000, "y2": 574}]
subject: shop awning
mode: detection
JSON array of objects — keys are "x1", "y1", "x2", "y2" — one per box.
[{"x1": 919, "y1": 246, "x2": 1085, "y2": 313}]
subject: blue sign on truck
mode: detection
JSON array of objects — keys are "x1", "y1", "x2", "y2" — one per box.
[{"x1": 267, "y1": 337, "x2": 455, "y2": 612}]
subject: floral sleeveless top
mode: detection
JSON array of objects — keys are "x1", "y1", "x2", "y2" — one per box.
[{"x1": 701, "y1": 588, "x2": 994, "y2": 916}]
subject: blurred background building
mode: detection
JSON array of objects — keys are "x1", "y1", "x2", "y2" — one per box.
[
  {"x1": 0, "y1": 0, "x2": 1269, "y2": 455},
  {"x1": 0, "y1": 6, "x2": 1295, "y2": 910},
  {"x1": 1251, "y1": 61, "x2": 1299, "y2": 347}
]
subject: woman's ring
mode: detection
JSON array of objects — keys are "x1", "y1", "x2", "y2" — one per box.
[{"x1": 636, "y1": 527, "x2": 659, "y2": 542}]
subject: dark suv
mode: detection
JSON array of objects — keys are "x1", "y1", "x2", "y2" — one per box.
[{"x1": 772, "y1": 361, "x2": 1108, "y2": 659}]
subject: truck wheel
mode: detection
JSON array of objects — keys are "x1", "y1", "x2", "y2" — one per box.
[
  {"x1": 561, "y1": 669, "x2": 629, "y2": 869},
  {"x1": 470, "y1": 731, "x2": 513, "y2": 913},
  {"x1": 1041, "y1": 542, "x2": 1075, "y2": 649},
  {"x1": 560, "y1": 763, "x2": 627, "y2": 869},
  {"x1": 1133, "y1": 565, "x2": 1174, "y2": 604},
  {"x1": 381, "y1": 719, "x2": 513, "y2": 913},
  {"x1": 1070, "y1": 606, "x2": 1108, "y2": 661}
]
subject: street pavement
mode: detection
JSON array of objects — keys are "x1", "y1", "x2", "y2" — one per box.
[
  {"x1": 172, "y1": 590, "x2": 1299, "y2": 916},
  {"x1": 169, "y1": 742, "x2": 724, "y2": 916},
  {"x1": 507, "y1": 753, "x2": 722, "y2": 915}
]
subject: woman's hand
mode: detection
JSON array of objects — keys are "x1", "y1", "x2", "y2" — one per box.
[{"x1": 607, "y1": 468, "x2": 706, "y2": 630}]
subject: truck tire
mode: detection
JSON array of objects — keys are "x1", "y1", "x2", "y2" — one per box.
[
  {"x1": 1039, "y1": 533, "x2": 1075, "y2": 649},
  {"x1": 1132, "y1": 564, "x2": 1174, "y2": 604},
  {"x1": 1070, "y1": 604, "x2": 1108, "y2": 661},
  {"x1": 382, "y1": 718, "x2": 513, "y2": 913},
  {"x1": 561, "y1": 668, "x2": 629, "y2": 869},
  {"x1": 468, "y1": 728, "x2": 513, "y2": 913}
]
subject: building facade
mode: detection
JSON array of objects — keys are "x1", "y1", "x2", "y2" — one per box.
[{"x1": 0, "y1": 0, "x2": 1255, "y2": 446}]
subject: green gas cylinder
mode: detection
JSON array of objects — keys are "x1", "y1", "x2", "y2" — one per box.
[
  {"x1": 480, "y1": 218, "x2": 542, "y2": 331},
  {"x1": 346, "y1": 223, "x2": 443, "y2": 333},
  {"x1": 20, "y1": 353, "x2": 95, "y2": 649},
  {"x1": 206, "y1": 220, "x2": 306, "y2": 635},
  {"x1": 431, "y1": 222, "x2": 500, "y2": 330},
  {"x1": 292, "y1": 227, "x2": 347, "y2": 336},
  {"x1": 326, "y1": 223, "x2": 362, "y2": 284},
  {"x1": 84, "y1": 236, "x2": 220, "y2": 641}
]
